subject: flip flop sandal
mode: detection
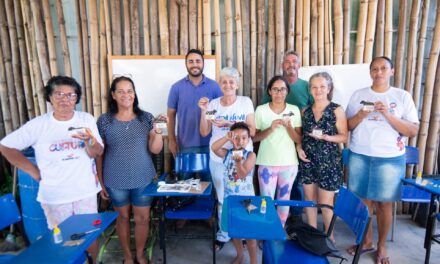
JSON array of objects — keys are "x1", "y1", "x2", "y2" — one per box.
[
  {"x1": 347, "y1": 245, "x2": 375, "y2": 256},
  {"x1": 376, "y1": 255, "x2": 390, "y2": 264},
  {"x1": 215, "y1": 240, "x2": 225, "y2": 252}
]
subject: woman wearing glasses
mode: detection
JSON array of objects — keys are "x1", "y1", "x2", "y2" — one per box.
[
  {"x1": 254, "y1": 75, "x2": 302, "y2": 226},
  {"x1": 96, "y1": 76, "x2": 164, "y2": 264},
  {"x1": 0, "y1": 76, "x2": 104, "y2": 262}
]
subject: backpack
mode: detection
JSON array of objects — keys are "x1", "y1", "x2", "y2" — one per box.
[{"x1": 285, "y1": 216, "x2": 347, "y2": 263}]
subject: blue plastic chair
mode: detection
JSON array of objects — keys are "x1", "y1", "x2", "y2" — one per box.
[
  {"x1": 164, "y1": 152, "x2": 217, "y2": 263},
  {"x1": 263, "y1": 187, "x2": 371, "y2": 264},
  {"x1": 391, "y1": 146, "x2": 433, "y2": 241},
  {"x1": 0, "y1": 194, "x2": 22, "y2": 263}
]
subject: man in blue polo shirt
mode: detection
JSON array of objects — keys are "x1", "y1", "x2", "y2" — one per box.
[{"x1": 167, "y1": 49, "x2": 222, "y2": 181}]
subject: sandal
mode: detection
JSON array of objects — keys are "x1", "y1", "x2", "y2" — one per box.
[
  {"x1": 376, "y1": 255, "x2": 390, "y2": 264},
  {"x1": 215, "y1": 240, "x2": 225, "y2": 252},
  {"x1": 346, "y1": 244, "x2": 375, "y2": 256}
]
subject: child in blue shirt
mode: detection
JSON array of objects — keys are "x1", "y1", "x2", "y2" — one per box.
[{"x1": 211, "y1": 122, "x2": 257, "y2": 264}]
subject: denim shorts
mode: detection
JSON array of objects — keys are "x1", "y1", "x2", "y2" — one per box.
[
  {"x1": 348, "y1": 151, "x2": 405, "y2": 202},
  {"x1": 106, "y1": 185, "x2": 153, "y2": 207}
]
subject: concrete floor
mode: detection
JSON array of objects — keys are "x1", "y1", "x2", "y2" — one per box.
[{"x1": 98, "y1": 214, "x2": 440, "y2": 264}]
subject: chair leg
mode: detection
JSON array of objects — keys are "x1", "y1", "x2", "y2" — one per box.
[{"x1": 391, "y1": 202, "x2": 396, "y2": 242}]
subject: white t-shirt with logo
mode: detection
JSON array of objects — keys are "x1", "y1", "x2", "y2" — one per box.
[
  {"x1": 1, "y1": 111, "x2": 103, "y2": 204},
  {"x1": 207, "y1": 96, "x2": 254, "y2": 163},
  {"x1": 346, "y1": 87, "x2": 419, "y2": 157}
]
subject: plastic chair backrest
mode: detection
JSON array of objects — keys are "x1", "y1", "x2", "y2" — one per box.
[
  {"x1": 405, "y1": 146, "x2": 419, "y2": 166},
  {"x1": 401, "y1": 185, "x2": 430, "y2": 202},
  {"x1": 333, "y1": 187, "x2": 370, "y2": 245},
  {"x1": 0, "y1": 194, "x2": 22, "y2": 230},
  {"x1": 174, "y1": 152, "x2": 210, "y2": 174}
]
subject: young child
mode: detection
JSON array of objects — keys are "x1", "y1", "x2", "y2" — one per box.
[{"x1": 211, "y1": 122, "x2": 257, "y2": 264}]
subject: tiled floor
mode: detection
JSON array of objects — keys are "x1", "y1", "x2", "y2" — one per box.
[{"x1": 98, "y1": 214, "x2": 440, "y2": 264}]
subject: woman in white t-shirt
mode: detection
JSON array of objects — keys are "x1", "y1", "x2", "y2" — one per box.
[
  {"x1": 345, "y1": 56, "x2": 419, "y2": 264},
  {"x1": 198, "y1": 67, "x2": 255, "y2": 250},
  {"x1": 0, "y1": 76, "x2": 104, "y2": 262}
]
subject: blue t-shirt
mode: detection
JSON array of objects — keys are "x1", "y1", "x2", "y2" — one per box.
[
  {"x1": 167, "y1": 75, "x2": 222, "y2": 148},
  {"x1": 97, "y1": 111, "x2": 156, "y2": 189}
]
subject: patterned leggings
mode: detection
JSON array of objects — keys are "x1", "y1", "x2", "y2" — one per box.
[{"x1": 258, "y1": 165, "x2": 298, "y2": 226}]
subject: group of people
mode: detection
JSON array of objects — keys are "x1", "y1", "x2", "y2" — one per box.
[{"x1": 0, "y1": 48, "x2": 419, "y2": 264}]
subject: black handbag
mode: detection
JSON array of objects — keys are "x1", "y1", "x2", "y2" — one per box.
[{"x1": 165, "y1": 196, "x2": 196, "y2": 211}]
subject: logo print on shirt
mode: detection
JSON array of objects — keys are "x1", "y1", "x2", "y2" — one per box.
[{"x1": 49, "y1": 140, "x2": 86, "y2": 152}]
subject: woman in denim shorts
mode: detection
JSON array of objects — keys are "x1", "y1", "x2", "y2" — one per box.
[
  {"x1": 345, "y1": 57, "x2": 419, "y2": 264},
  {"x1": 97, "y1": 76, "x2": 165, "y2": 264}
]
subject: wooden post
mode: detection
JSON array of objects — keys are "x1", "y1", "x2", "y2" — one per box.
[
  {"x1": 286, "y1": 0, "x2": 295, "y2": 51},
  {"x1": 257, "y1": 0, "x2": 266, "y2": 103},
  {"x1": 235, "y1": 0, "x2": 244, "y2": 93},
  {"x1": 354, "y1": 0, "x2": 368, "y2": 64},
  {"x1": 55, "y1": 0, "x2": 72, "y2": 76},
  {"x1": 343, "y1": 0, "x2": 350, "y2": 64},
  {"x1": 425, "y1": 62, "x2": 440, "y2": 173},
  {"x1": 103, "y1": 0, "x2": 112, "y2": 55},
  {"x1": 79, "y1": 0, "x2": 92, "y2": 112},
  {"x1": 5, "y1": 0, "x2": 27, "y2": 124},
  {"x1": 266, "y1": 0, "x2": 275, "y2": 78},
  {"x1": 202, "y1": 0, "x2": 211, "y2": 55},
  {"x1": 251, "y1": 0, "x2": 257, "y2": 105},
  {"x1": 158, "y1": 0, "x2": 170, "y2": 55},
  {"x1": 302, "y1": 0, "x2": 310, "y2": 66},
  {"x1": 111, "y1": 0, "x2": 122, "y2": 55},
  {"x1": 123, "y1": 0, "x2": 131, "y2": 55},
  {"x1": 74, "y1": 0, "x2": 86, "y2": 111},
  {"x1": 14, "y1": 0, "x2": 34, "y2": 119},
  {"x1": 275, "y1": 0, "x2": 285, "y2": 75},
  {"x1": 99, "y1": 0, "x2": 108, "y2": 113},
  {"x1": 88, "y1": 0, "x2": 102, "y2": 116},
  {"x1": 22, "y1": 0, "x2": 45, "y2": 116},
  {"x1": 188, "y1": 0, "x2": 197, "y2": 49},
  {"x1": 324, "y1": 0, "x2": 331, "y2": 65},
  {"x1": 241, "y1": 0, "x2": 251, "y2": 97},
  {"x1": 0, "y1": 38, "x2": 12, "y2": 134},
  {"x1": 197, "y1": 0, "x2": 203, "y2": 50},
  {"x1": 363, "y1": 0, "x2": 378, "y2": 63},
  {"x1": 384, "y1": 0, "x2": 393, "y2": 58},
  {"x1": 130, "y1": 0, "x2": 140, "y2": 55},
  {"x1": 30, "y1": 0, "x2": 50, "y2": 113},
  {"x1": 42, "y1": 0, "x2": 57, "y2": 76},
  {"x1": 333, "y1": 0, "x2": 343, "y2": 65},
  {"x1": 417, "y1": 0, "x2": 440, "y2": 172},
  {"x1": 213, "y1": 0, "x2": 221, "y2": 79},
  {"x1": 317, "y1": 0, "x2": 324, "y2": 65},
  {"x1": 225, "y1": 0, "x2": 233, "y2": 67},
  {"x1": 394, "y1": 0, "x2": 407, "y2": 88},
  {"x1": 142, "y1": 0, "x2": 151, "y2": 55},
  {"x1": 403, "y1": 0, "x2": 421, "y2": 95},
  {"x1": 311, "y1": 0, "x2": 318, "y2": 66},
  {"x1": 375, "y1": 0, "x2": 385, "y2": 56},
  {"x1": 169, "y1": 0, "x2": 178, "y2": 55},
  {"x1": 179, "y1": 0, "x2": 189, "y2": 55},
  {"x1": 150, "y1": 0, "x2": 159, "y2": 55},
  {"x1": 296, "y1": 0, "x2": 303, "y2": 59},
  {"x1": 413, "y1": 0, "x2": 430, "y2": 111}
]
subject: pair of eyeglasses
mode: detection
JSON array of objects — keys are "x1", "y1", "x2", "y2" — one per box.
[
  {"x1": 52, "y1": 92, "x2": 78, "y2": 100},
  {"x1": 271, "y1": 87, "x2": 287, "y2": 94}
]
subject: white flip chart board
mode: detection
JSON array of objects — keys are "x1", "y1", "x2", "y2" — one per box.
[
  {"x1": 299, "y1": 63, "x2": 372, "y2": 109},
  {"x1": 109, "y1": 55, "x2": 217, "y2": 116}
]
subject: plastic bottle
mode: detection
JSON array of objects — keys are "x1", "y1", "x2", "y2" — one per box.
[
  {"x1": 260, "y1": 198, "x2": 267, "y2": 214},
  {"x1": 53, "y1": 226, "x2": 63, "y2": 244},
  {"x1": 415, "y1": 171, "x2": 423, "y2": 185}
]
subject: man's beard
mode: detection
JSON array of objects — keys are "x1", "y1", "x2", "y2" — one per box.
[{"x1": 188, "y1": 67, "x2": 203, "y2": 77}]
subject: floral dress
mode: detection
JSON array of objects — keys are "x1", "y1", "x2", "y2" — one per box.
[{"x1": 298, "y1": 102, "x2": 342, "y2": 191}]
